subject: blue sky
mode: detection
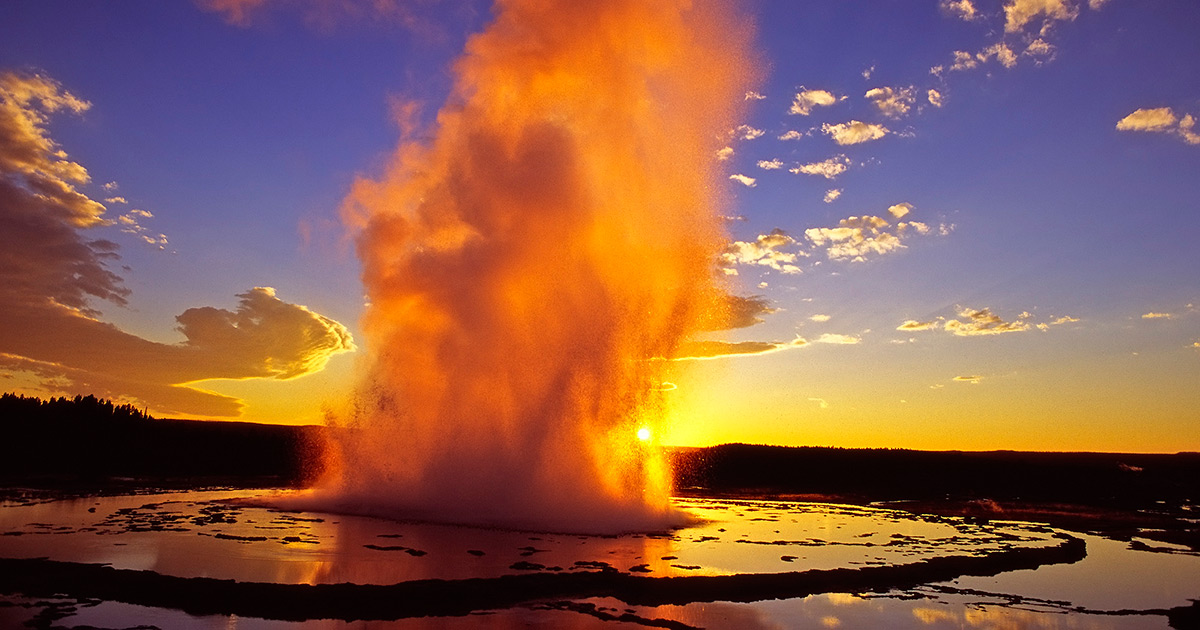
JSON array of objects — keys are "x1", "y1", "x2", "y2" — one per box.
[{"x1": 1, "y1": 0, "x2": 1197, "y2": 451}]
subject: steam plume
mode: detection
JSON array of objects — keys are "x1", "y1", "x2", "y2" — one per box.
[{"x1": 321, "y1": 0, "x2": 754, "y2": 533}]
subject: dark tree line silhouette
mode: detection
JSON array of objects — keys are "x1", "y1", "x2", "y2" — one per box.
[
  {"x1": 0, "y1": 392, "x2": 151, "y2": 424},
  {"x1": 0, "y1": 392, "x2": 325, "y2": 487},
  {"x1": 671, "y1": 443, "x2": 1200, "y2": 510}
]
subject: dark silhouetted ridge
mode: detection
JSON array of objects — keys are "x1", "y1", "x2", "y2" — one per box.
[
  {"x1": 0, "y1": 392, "x2": 324, "y2": 488},
  {"x1": 670, "y1": 443, "x2": 1200, "y2": 507}
]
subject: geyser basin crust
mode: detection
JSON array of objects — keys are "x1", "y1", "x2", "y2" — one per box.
[
  {"x1": 0, "y1": 536, "x2": 1086, "y2": 622},
  {"x1": 0, "y1": 491, "x2": 1071, "y2": 584},
  {"x1": 0, "y1": 490, "x2": 1099, "y2": 623}
]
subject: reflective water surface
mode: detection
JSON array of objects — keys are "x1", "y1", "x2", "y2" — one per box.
[{"x1": 1, "y1": 489, "x2": 1197, "y2": 629}]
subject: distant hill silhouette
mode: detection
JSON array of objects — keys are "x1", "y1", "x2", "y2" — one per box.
[
  {"x1": 670, "y1": 442, "x2": 1200, "y2": 507},
  {"x1": 3, "y1": 392, "x2": 1197, "y2": 513},
  {"x1": 0, "y1": 393, "x2": 324, "y2": 487}
]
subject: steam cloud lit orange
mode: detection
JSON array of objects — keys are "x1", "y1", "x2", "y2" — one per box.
[{"x1": 321, "y1": 0, "x2": 755, "y2": 532}]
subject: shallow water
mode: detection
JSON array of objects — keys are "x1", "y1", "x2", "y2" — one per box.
[{"x1": 1, "y1": 489, "x2": 1197, "y2": 629}]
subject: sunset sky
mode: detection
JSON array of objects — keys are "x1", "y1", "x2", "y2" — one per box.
[{"x1": 1, "y1": 0, "x2": 1197, "y2": 452}]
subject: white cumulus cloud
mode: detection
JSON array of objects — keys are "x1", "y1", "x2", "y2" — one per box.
[
  {"x1": 822, "y1": 120, "x2": 890, "y2": 145},
  {"x1": 789, "y1": 88, "x2": 841, "y2": 115},
  {"x1": 729, "y1": 173, "x2": 757, "y2": 187}
]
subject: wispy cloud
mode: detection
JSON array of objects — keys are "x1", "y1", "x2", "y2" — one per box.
[
  {"x1": 804, "y1": 203, "x2": 943, "y2": 262},
  {"x1": 1036, "y1": 315, "x2": 1080, "y2": 330},
  {"x1": 698, "y1": 294, "x2": 776, "y2": 331},
  {"x1": 897, "y1": 319, "x2": 942, "y2": 331},
  {"x1": 931, "y1": 0, "x2": 1107, "y2": 76},
  {"x1": 757, "y1": 158, "x2": 785, "y2": 170},
  {"x1": 943, "y1": 44, "x2": 1018, "y2": 73},
  {"x1": 670, "y1": 337, "x2": 808, "y2": 361},
  {"x1": 901, "y1": 308, "x2": 1077, "y2": 337},
  {"x1": 1023, "y1": 38, "x2": 1056, "y2": 63},
  {"x1": 823, "y1": 188, "x2": 843, "y2": 203},
  {"x1": 790, "y1": 155, "x2": 851, "y2": 179},
  {"x1": 940, "y1": 0, "x2": 980, "y2": 21},
  {"x1": 865, "y1": 86, "x2": 917, "y2": 119},
  {"x1": 953, "y1": 375, "x2": 983, "y2": 384},
  {"x1": 734, "y1": 124, "x2": 765, "y2": 140},
  {"x1": 1141, "y1": 311, "x2": 1173, "y2": 320},
  {"x1": 198, "y1": 0, "x2": 430, "y2": 31},
  {"x1": 815, "y1": 333, "x2": 861, "y2": 345},
  {"x1": 117, "y1": 208, "x2": 170, "y2": 250},
  {"x1": 979, "y1": 42, "x2": 1018, "y2": 68},
  {"x1": 944, "y1": 307, "x2": 1032, "y2": 336},
  {"x1": 721, "y1": 229, "x2": 806, "y2": 274}
]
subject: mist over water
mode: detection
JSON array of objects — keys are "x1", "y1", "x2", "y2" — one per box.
[{"x1": 315, "y1": 0, "x2": 755, "y2": 533}]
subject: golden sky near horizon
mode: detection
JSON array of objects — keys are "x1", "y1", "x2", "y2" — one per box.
[{"x1": 1, "y1": 0, "x2": 1198, "y2": 453}]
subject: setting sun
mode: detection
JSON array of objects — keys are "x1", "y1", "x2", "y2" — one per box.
[{"x1": 637, "y1": 427, "x2": 652, "y2": 442}]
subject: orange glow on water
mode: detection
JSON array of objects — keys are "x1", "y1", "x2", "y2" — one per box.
[{"x1": 318, "y1": 0, "x2": 756, "y2": 532}]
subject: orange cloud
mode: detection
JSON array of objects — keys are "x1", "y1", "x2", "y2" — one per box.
[
  {"x1": 1004, "y1": 0, "x2": 1077, "y2": 34},
  {"x1": 697, "y1": 294, "x2": 776, "y2": 331},
  {"x1": 898, "y1": 319, "x2": 941, "y2": 331},
  {"x1": 671, "y1": 337, "x2": 808, "y2": 361},
  {"x1": 1117, "y1": 108, "x2": 1200, "y2": 145},
  {"x1": 0, "y1": 71, "x2": 353, "y2": 416}
]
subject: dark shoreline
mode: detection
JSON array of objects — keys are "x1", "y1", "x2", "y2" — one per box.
[{"x1": 0, "y1": 534, "x2": 1087, "y2": 622}]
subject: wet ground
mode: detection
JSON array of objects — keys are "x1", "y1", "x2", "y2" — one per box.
[{"x1": 1, "y1": 489, "x2": 1197, "y2": 629}]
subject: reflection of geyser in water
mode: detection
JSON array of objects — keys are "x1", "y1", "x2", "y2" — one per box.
[{"x1": 310, "y1": 0, "x2": 754, "y2": 534}]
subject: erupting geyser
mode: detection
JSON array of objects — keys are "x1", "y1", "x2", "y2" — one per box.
[{"x1": 320, "y1": 0, "x2": 755, "y2": 533}]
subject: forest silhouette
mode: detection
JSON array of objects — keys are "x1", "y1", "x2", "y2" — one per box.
[{"x1": 0, "y1": 393, "x2": 323, "y2": 488}]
